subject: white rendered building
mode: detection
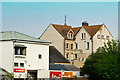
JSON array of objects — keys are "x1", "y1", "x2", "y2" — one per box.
[{"x1": 0, "y1": 31, "x2": 50, "y2": 80}]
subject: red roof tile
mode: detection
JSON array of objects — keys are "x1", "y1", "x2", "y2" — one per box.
[
  {"x1": 72, "y1": 27, "x2": 82, "y2": 37},
  {"x1": 83, "y1": 24, "x2": 103, "y2": 38},
  {"x1": 51, "y1": 24, "x2": 103, "y2": 39},
  {"x1": 51, "y1": 24, "x2": 72, "y2": 38}
]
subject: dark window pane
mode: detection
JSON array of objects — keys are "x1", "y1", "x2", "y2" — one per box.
[
  {"x1": 20, "y1": 63, "x2": 24, "y2": 67},
  {"x1": 14, "y1": 63, "x2": 18, "y2": 67}
]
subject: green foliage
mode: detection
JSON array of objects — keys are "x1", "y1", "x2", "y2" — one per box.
[
  {"x1": 81, "y1": 40, "x2": 120, "y2": 80},
  {"x1": 2, "y1": 72, "x2": 14, "y2": 80}
]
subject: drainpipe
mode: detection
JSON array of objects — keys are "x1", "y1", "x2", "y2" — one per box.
[{"x1": 91, "y1": 38, "x2": 93, "y2": 56}]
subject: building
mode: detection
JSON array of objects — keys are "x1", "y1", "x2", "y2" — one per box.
[
  {"x1": 39, "y1": 21, "x2": 113, "y2": 67},
  {"x1": 49, "y1": 46, "x2": 80, "y2": 78},
  {"x1": 0, "y1": 31, "x2": 50, "y2": 80}
]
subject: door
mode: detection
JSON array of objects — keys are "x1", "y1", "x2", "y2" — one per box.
[{"x1": 27, "y1": 70, "x2": 37, "y2": 80}]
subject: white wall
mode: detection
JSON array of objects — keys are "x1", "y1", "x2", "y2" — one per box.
[
  {"x1": 0, "y1": 41, "x2": 14, "y2": 73},
  {"x1": 14, "y1": 42, "x2": 49, "y2": 78},
  {"x1": 40, "y1": 25, "x2": 65, "y2": 55},
  {"x1": 75, "y1": 27, "x2": 91, "y2": 54},
  {"x1": 93, "y1": 25, "x2": 113, "y2": 52}
]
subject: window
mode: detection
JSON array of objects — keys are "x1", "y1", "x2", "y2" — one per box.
[
  {"x1": 82, "y1": 33, "x2": 86, "y2": 39},
  {"x1": 101, "y1": 35, "x2": 104, "y2": 39},
  {"x1": 71, "y1": 54, "x2": 73, "y2": 60},
  {"x1": 20, "y1": 63, "x2": 24, "y2": 67},
  {"x1": 66, "y1": 54, "x2": 69, "y2": 58},
  {"x1": 106, "y1": 36, "x2": 109, "y2": 40},
  {"x1": 14, "y1": 63, "x2": 18, "y2": 67},
  {"x1": 39, "y1": 54, "x2": 42, "y2": 59},
  {"x1": 67, "y1": 33, "x2": 73, "y2": 39},
  {"x1": 79, "y1": 58, "x2": 82, "y2": 61},
  {"x1": 15, "y1": 47, "x2": 26, "y2": 55},
  {"x1": 75, "y1": 54, "x2": 77, "y2": 60},
  {"x1": 82, "y1": 58, "x2": 84, "y2": 61},
  {"x1": 75, "y1": 43, "x2": 78, "y2": 49},
  {"x1": 97, "y1": 35, "x2": 100, "y2": 39},
  {"x1": 71, "y1": 44, "x2": 73, "y2": 50},
  {"x1": 86, "y1": 42, "x2": 89, "y2": 50},
  {"x1": 66, "y1": 43, "x2": 69, "y2": 49}
]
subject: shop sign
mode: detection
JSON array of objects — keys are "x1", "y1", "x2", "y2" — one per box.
[
  {"x1": 14, "y1": 68, "x2": 25, "y2": 73},
  {"x1": 50, "y1": 71, "x2": 73, "y2": 78}
]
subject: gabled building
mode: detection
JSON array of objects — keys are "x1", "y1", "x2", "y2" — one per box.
[
  {"x1": 0, "y1": 31, "x2": 50, "y2": 80},
  {"x1": 39, "y1": 22, "x2": 113, "y2": 67}
]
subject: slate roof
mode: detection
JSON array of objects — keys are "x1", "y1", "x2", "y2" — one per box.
[
  {"x1": 83, "y1": 24, "x2": 103, "y2": 38},
  {"x1": 49, "y1": 64, "x2": 80, "y2": 71},
  {"x1": 0, "y1": 31, "x2": 50, "y2": 44},
  {"x1": 49, "y1": 46, "x2": 70, "y2": 63}
]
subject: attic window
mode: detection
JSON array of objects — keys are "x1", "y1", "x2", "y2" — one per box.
[{"x1": 67, "y1": 30, "x2": 73, "y2": 39}]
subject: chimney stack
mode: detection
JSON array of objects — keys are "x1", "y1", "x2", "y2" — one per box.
[{"x1": 82, "y1": 21, "x2": 89, "y2": 26}]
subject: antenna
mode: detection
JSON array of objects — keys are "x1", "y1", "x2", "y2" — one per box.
[{"x1": 64, "y1": 14, "x2": 67, "y2": 25}]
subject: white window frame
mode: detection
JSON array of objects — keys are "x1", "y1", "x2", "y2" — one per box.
[
  {"x1": 82, "y1": 33, "x2": 86, "y2": 39},
  {"x1": 97, "y1": 35, "x2": 100, "y2": 39},
  {"x1": 71, "y1": 54, "x2": 74, "y2": 60},
  {"x1": 66, "y1": 43, "x2": 69, "y2": 49},
  {"x1": 101, "y1": 35, "x2": 104, "y2": 39},
  {"x1": 106, "y1": 36, "x2": 109, "y2": 40}
]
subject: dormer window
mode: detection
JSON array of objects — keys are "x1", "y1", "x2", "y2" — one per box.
[{"x1": 67, "y1": 29, "x2": 74, "y2": 39}]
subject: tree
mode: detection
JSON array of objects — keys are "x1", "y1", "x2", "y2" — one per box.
[{"x1": 81, "y1": 40, "x2": 120, "y2": 80}]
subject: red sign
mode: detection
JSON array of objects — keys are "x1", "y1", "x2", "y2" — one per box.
[
  {"x1": 50, "y1": 71, "x2": 73, "y2": 78},
  {"x1": 50, "y1": 71, "x2": 61, "y2": 78},
  {"x1": 14, "y1": 68, "x2": 25, "y2": 73}
]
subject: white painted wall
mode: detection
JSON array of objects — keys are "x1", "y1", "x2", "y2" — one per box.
[
  {"x1": 14, "y1": 42, "x2": 49, "y2": 78},
  {"x1": 40, "y1": 25, "x2": 65, "y2": 55},
  {"x1": 0, "y1": 41, "x2": 14, "y2": 73},
  {"x1": 75, "y1": 27, "x2": 91, "y2": 54},
  {"x1": 93, "y1": 25, "x2": 113, "y2": 52}
]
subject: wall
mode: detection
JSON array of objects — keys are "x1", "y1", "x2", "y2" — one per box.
[
  {"x1": 93, "y1": 25, "x2": 113, "y2": 52},
  {"x1": 14, "y1": 42, "x2": 49, "y2": 78},
  {"x1": 0, "y1": 41, "x2": 14, "y2": 73},
  {"x1": 40, "y1": 25, "x2": 65, "y2": 55}
]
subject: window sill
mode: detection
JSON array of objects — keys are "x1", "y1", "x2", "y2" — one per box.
[
  {"x1": 14, "y1": 55, "x2": 26, "y2": 58},
  {"x1": 81, "y1": 39, "x2": 86, "y2": 40}
]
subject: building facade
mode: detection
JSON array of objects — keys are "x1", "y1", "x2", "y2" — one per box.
[
  {"x1": 39, "y1": 22, "x2": 113, "y2": 67},
  {"x1": 0, "y1": 31, "x2": 50, "y2": 79}
]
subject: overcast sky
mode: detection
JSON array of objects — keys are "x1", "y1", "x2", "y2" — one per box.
[{"x1": 2, "y1": 2, "x2": 118, "y2": 39}]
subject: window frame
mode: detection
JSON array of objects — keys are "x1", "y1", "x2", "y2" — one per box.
[
  {"x1": 86, "y1": 42, "x2": 89, "y2": 50},
  {"x1": 66, "y1": 53, "x2": 69, "y2": 59},
  {"x1": 75, "y1": 54, "x2": 77, "y2": 60},
  {"x1": 14, "y1": 63, "x2": 18, "y2": 67},
  {"x1": 82, "y1": 33, "x2": 86, "y2": 39},
  {"x1": 20, "y1": 63, "x2": 24, "y2": 67},
  {"x1": 71, "y1": 44, "x2": 73, "y2": 50},
  {"x1": 15, "y1": 47, "x2": 26, "y2": 56},
  {"x1": 101, "y1": 35, "x2": 104, "y2": 39},
  {"x1": 106, "y1": 36, "x2": 109, "y2": 40},
  {"x1": 66, "y1": 43, "x2": 69, "y2": 49},
  {"x1": 97, "y1": 35, "x2": 100, "y2": 39}
]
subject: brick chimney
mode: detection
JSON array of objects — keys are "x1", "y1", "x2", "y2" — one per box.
[{"x1": 82, "y1": 21, "x2": 89, "y2": 26}]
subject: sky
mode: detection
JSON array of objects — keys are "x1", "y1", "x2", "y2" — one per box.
[{"x1": 2, "y1": 2, "x2": 118, "y2": 39}]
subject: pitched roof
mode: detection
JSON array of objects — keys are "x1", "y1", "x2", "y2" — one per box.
[
  {"x1": 51, "y1": 24, "x2": 72, "y2": 39},
  {"x1": 50, "y1": 23, "x2": 104, "y2": 39},
  {"x1": 49, "y1": 64, "x2": 80, "y2": 71},
  {"x1": 49, "y1": 46, "x2": 70, "y2": 63},
  {"x1": 0, "y1": 31, "x2": 50, "y2": 44},
  {"x1": 83, "y1": 24, "x2": 103, "y2": 38},
  {"x1": 72, "y1": 27, "x2": 82, "y2": 37}
]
